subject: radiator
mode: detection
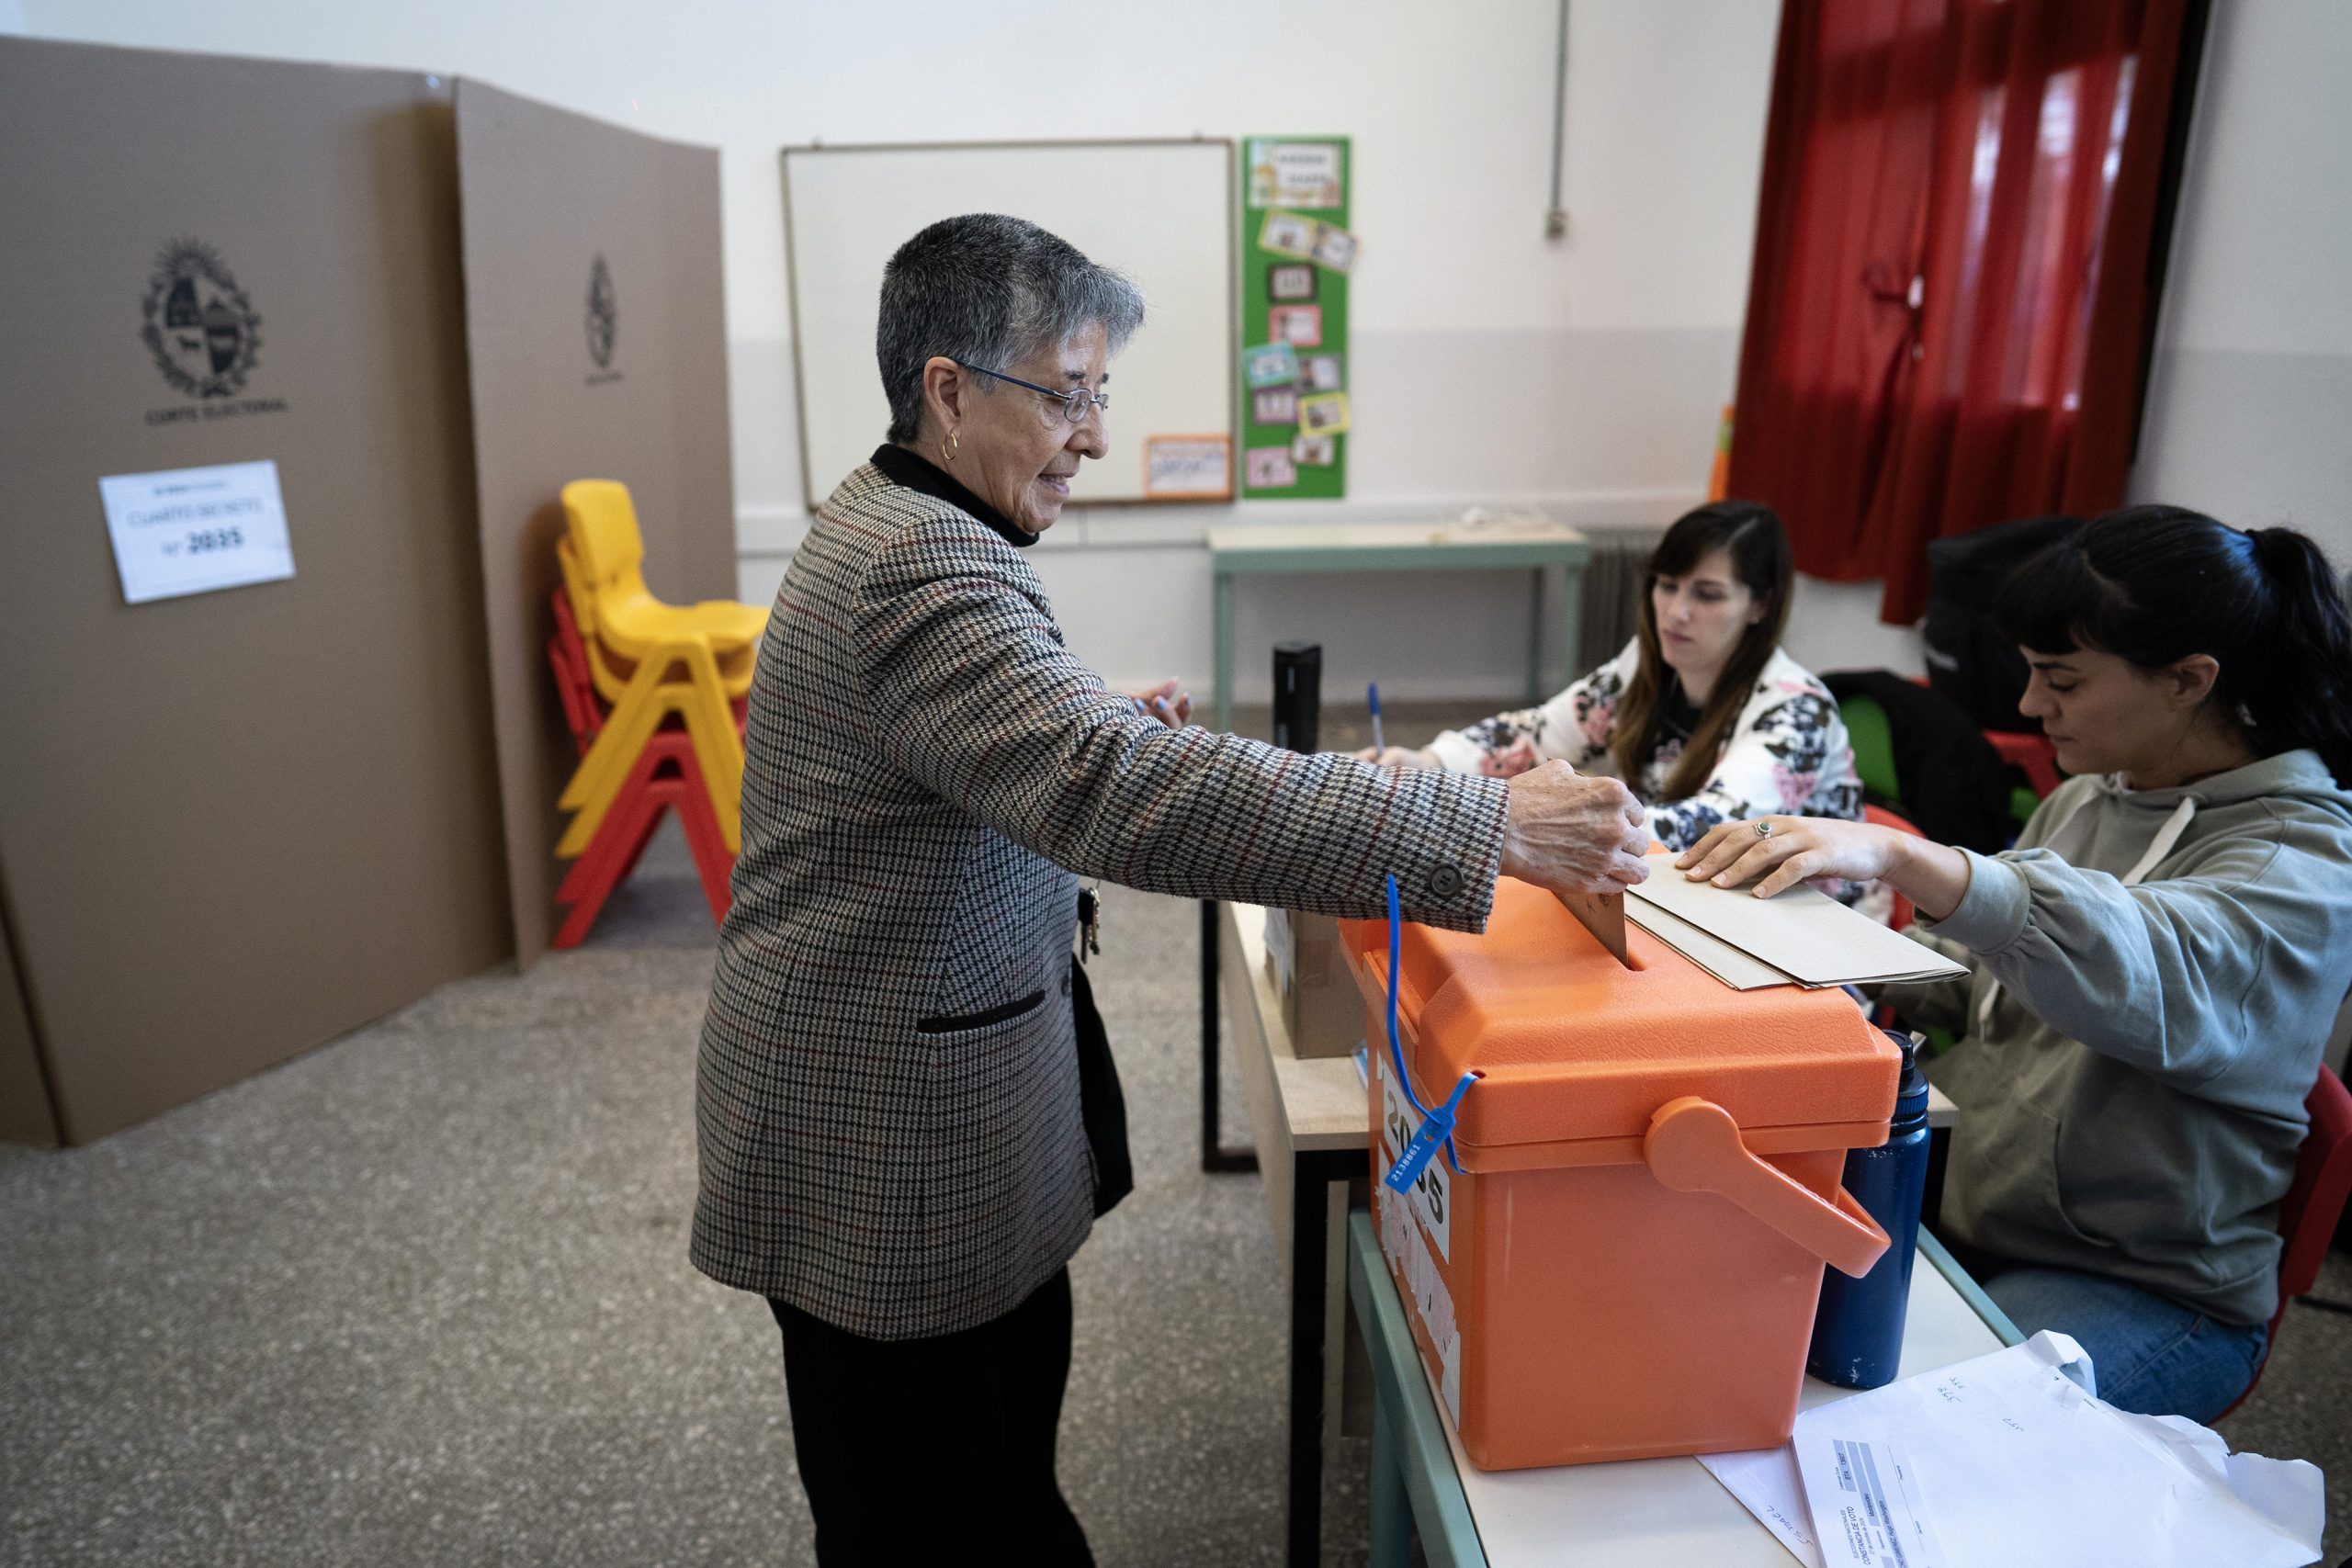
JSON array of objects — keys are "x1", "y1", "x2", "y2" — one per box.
[{"x1": 1576, "y1": 528, "x2": 1661, "y2": 674}]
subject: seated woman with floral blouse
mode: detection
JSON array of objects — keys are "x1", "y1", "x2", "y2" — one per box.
[{"x1": 1366, "y1": 500, "x2": 1863, "y2": 854}]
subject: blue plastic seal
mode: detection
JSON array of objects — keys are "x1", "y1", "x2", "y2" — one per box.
[
  {"x1": 1378, "y1": 872, "x2": 1481, "y2": 1188},
  {"x1": 1384, "y1": 1069, "x2": 1478, "y2": 1192}
]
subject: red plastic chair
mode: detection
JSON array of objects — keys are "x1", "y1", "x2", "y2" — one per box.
[
  {"x1": 1898, "y1": 672, "x2": 2064, "y2": 803},
  {"x1": 552, "y1": 731, "x2": 734, "y2": 946},
  {"x1": 1986, "y1": 729, "x2": 2063, "y2": 798},
  {"x1": 545, "y1": 589, "x2": 737, "y2": 946},
  {"x1": 2220, "y1": 1064, "x2": 2352, "y2": 1417}
]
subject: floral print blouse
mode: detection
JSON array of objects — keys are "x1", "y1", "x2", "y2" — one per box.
[{"x1": 1424, "y1": 640, "x2": 1865, "y2": 852}]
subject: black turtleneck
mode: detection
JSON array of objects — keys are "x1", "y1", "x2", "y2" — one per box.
[{"x1": 869, "y1": 443, "x2": 1038, "y2": 548}]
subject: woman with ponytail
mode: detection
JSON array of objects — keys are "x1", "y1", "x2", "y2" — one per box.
[{"x1": 1679, "y1": 505, "x2": 2352, "y2": 1422}]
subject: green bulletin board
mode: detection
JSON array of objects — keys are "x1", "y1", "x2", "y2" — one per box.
[{"x1": 1239, "y1": 136, "x2": 1353, "y2": 500}]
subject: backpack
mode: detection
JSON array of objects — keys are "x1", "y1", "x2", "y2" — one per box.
[{"x1": 1921, "y1": 514, "x2": 2082, "y2": 732}]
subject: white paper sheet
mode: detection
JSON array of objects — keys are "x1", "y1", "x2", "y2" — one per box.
[
  {"x1": 1627, "y1": 853, "x2": 1968, "y2": 987},
  {"x1": 1792, "y1": 1430, "x2": 1947, "y2": 1568},
  {"x1": 1699, "y1": 1332, "x2": 2324, "y2": 1568},
  {"x1": 1624, "y1": 899, "x2": 1794, "y2": 989}
]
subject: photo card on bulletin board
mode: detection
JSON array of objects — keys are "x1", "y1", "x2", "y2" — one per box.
[
  {"x1": 1268, "y1": 262, "x2": 1317, "y2": 302},
  {"x1": 1245, "y1": 446, "x2": 1297, "y2": 488},
  {"x1": 1269, "y1": 304, "x2": 1322, "y2": 347},
  {"x1": 1310, "y1": 222, "x2": 1359, "y2": 273},
  {"x1": 1296, "y1": 390, "x2": 1351, "y2": 435},
  {"x1": 1244, "y1": 342, "x2": 1299, "y2": 389},
  {"x1": 1252, "y1": 387, "x2": 1298, "y2": 425},
  {"x1": 1301, "y1": 353, "x2": 1343, "y2": 391},
  {"x1": 1259, "y1": 210, "x2": 1317, "y2": 262}
]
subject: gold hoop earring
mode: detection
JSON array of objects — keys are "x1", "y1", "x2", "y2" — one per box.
[{"x1": 941, "y1": 428, "x2": 960, "y2": 463}]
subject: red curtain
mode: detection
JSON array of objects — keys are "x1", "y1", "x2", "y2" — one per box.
[{"x1": 1728, "y1": 0, "x2": 2199, "y2": 623}]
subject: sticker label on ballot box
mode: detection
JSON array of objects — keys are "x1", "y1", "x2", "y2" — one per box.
[
  {"x1": 1376, "y1": 1048, "x2": 1452, "y2": 1261},
  {"x1": 1378, "y1": 1176, "x2": 1463, "y2": 1424}
]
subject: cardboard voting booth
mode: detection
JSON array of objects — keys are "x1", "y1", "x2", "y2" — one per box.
[
  {"x1": 0, "y1": 37, "x2": 508, "y2": 1142},
  {"x1": 455, "y1": 82, "x2": 738, "y2": 966}
]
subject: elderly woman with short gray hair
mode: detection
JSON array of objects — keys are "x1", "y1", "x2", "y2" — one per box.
[{"x1": 694, "y1": 213, "x2": 1649, "y2": 1564}]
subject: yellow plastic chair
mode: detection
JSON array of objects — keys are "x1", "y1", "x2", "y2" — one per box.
[
  {"x1": 558, "y1": 536, "x2": 756, "y2": 702},
  {"x1": 557, "y1": 633, "x2": 745, "y2": 855},
  {"x1": 562, "y1": 479, "x2": 768, "y2": 663},
  {"x1": 552, "y1": 479, "x2": 765, "y2": 855}
]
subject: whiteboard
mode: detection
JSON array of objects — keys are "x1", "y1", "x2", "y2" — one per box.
[{"x1": 783, "y1": 139, "x2": 1234, "y2": 509}]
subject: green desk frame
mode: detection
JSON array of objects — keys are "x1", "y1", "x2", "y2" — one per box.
[
  {"x1": 1206, "y1": 524, "x2": 1594, "y2": 733},
  {"x1": 1345, "y1": 1214, "x2": 2025, "y2": 1568}
]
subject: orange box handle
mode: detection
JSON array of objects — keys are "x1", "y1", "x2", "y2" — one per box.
[{"x1": 1643, "y1": 1097, "x2": 1891, "y2": 1280}]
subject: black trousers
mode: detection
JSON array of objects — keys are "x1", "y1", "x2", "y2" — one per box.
[{"x1": 770, "y1": 1269, "x2": 1094, "y2": 1568}]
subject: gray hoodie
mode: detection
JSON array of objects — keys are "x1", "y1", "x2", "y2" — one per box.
[{"x1": 1890, "y1": 749, "x2": 2352, "y2": 1325}]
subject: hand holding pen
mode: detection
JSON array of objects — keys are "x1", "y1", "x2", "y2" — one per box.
[
  {"x1": 1355, "y1": 681, "x2": 1432, "y2": 767},
  {"x1": 1127, "y1": 678, "x2": 1193, "y2": 729}
]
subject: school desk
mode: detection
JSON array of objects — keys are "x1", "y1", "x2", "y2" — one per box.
[
  {"x1": 1205, "y1": 519, "x2": 1594, "y2": 733},
  {"x1": 1346, "y1": 1213, "x2": 2021, "y2": 1566}
]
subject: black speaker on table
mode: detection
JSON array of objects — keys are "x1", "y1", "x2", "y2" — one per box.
[{"x1": 1272, "y1": 641, "x2": 1321, "y2": 754}]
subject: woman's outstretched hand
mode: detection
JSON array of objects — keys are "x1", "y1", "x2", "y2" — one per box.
[
  {"x1": 1128, "y1": 679, "x2": 1193, "y2": 729},
  {"x1": 1677, "y1": 816, "x2": 1904, "y2": 899},
  {"x1": 1354, "y1": 745, "x2": 1435, "y2": 768},
  {"x1": 1478, "y1": 736, "x2": 1542, "y2": 778}
]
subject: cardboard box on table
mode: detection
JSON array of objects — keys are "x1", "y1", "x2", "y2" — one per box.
[
  {"x1": 1342, "y1": 878, "x2": 1898, "y2": 1470},
  {"x1": 1262, "y1": 908, "x2": 1367, "y2": 1059},
  {"x1": 0, "y1": 38, "x2": 507, "y2": 1141}
]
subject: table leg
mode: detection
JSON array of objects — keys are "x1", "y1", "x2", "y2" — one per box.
[
  {"x1": 1199, "y1": 900, "x2": 1257, "y2": 1174},
  {"x1": 1369, "y1": 1377, "x2": 1410, "y2": 1568},
  {"x1": 1558, "y1": 563, "x2": 1584, "y2": 692},
  {"x1": 1287, "y1": 1156, "x2": 1332, "y2": 1568},
  {"x1": 1527, "y1": 570, "x2": 1547, "y2": 704},
  {"x1": 1214, "y1": 570, "x2": 1236, "y2": 735}
]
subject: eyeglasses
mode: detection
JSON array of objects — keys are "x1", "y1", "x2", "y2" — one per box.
[{"x1": 955, "y1": 361, "x2": 1111, "y2": 427}]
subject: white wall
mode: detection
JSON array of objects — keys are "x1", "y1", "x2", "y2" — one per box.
[
  {"x1": 39, "y1": 4, "x2": 2340, "y2": 697},
  {"x1": 2129, "y1": 0, "x2": 2352, "y2": 574},
  {"x1": 17, "y1": 0, "x2": 1793, "y2": 700}
]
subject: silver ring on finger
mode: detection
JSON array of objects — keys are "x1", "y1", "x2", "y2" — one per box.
[{"x1": 1755, "y1": 818, "x2": 1775, "y2": 839}]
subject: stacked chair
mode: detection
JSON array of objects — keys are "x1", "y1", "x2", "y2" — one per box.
[{"x1": 544, "y1": 479, "x2": 767, "y2": 947}]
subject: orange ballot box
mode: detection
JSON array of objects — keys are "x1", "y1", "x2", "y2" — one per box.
[{"x1": 1340, "y1": 877, "x2": 1899, "y2": 1472}]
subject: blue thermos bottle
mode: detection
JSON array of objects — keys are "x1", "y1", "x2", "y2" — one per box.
[{"x1": 1807, "y1": 1030, "x2": 1931, "y2": 1389}]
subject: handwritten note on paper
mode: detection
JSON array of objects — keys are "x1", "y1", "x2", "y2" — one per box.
[{"x1": 1142, "y1": 435, "x2": 1230, "y2": 500}]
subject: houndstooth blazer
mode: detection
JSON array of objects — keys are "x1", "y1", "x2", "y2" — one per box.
[{"x1": 691, "y1": 447, "x2": 1510, "y2": 1338}]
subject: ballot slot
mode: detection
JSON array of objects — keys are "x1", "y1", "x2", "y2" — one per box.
[
  {"x1": 1623, "y1": 899, "x2": 1793, "y2": 990},
  {"x1": 1554, "y1": 888, "x2": 1634, "y2": 968}
]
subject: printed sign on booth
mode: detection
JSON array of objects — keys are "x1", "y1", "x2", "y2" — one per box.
[{"x1": 97, "y1": 459, "x2": 296, "y2": 604}]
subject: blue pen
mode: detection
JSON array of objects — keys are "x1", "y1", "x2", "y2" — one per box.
[{"x1": 1368, "y1": 682, "x2": 1385, "y2": 755}]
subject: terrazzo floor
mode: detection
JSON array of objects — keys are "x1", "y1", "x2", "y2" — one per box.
[{"x1": 4, "y1": 700, "x2": 2346, "y2": 1565}]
